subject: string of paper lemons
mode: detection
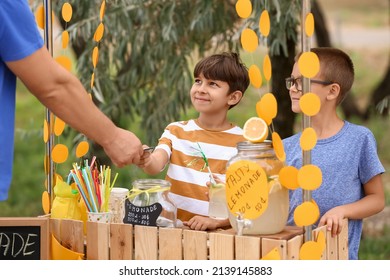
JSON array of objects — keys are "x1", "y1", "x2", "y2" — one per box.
[
  {"x1": 36, "y1": 2, "x2": 106, "y2": 214},
  {"x1": 234, "y1": 0, "x2": 325, "y2": 260}
]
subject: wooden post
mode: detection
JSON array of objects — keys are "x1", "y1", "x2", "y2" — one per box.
[{"x1": 110, "y1": 223, "x2": 133, "y2": 260}]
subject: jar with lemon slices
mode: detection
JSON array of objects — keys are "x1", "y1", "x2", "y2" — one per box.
[{"x1": 226, "y1": 140, "x2": 288, "y2": 235}]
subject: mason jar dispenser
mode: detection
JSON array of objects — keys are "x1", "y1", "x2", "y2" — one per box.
[{"x1": 226, "y1": 140, "x2": 288, "y2": 235}]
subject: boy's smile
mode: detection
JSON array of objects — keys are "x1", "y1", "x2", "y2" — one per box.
[{"x1": 190, "y1": 73, "x2": 231, "y2": 112}]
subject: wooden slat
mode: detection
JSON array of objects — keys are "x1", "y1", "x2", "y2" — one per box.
[
  {"x1": 134, "y1": 225, "x2": 158, "y2": 260},
  {"x1": 262, "y1": 238, "x2": 287, "y2": 259},
  {"x1": 235, "y1": 235, "x2": 261, "y2": 260},
  {"x1": 286, "y1": 234, "x2": 303, "y2": 260},
  {"x1": 86, "y1": 221, "x2": 110, "y2": 260},
  {"x1": 49, "y1": 218, "x2": 84, "y2": 254},
  {"x1": 326, "y1": 231, "x2": 338, "y2": 260},
  {"x1": 110, "y1": 223, "x2": 133, "y2": 260},
  {"x1": 209, "y1": 232, "x2": 234, "y2": 260},
  {"x1": 60, "y1": 219, "x2": 84, "y2": 254},
  {"x1": 158, "y1": 227, "x2": 183, "y2": 260},
  {"x1": 313, "y1": 225, "x2": 327, "y2": 260},
  {"x1": 50, "y1": 218, "x2": 61, "y2": 243},
  {"x1": 183, "y1": 230, "x2": 208, "y2": 260},
  {"x1": 338, "y1": 219, "x2": 349, "y2": 260}
]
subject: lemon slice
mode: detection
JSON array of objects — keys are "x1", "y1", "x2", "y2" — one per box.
[{"x1": 243, "y1": 117, "x2": 269, "y2": 143}]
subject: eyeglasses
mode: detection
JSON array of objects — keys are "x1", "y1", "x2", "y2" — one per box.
[{"x1": 285, "y1": 77, "x2": 334, "y2": 91}]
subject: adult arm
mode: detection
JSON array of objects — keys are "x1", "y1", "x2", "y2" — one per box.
[{"x1": 6, "y1": 46, "x2": 143, "y2": 166}]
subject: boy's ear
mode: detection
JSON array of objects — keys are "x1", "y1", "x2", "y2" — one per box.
[
  {"x1": 228, "y1": 90, "x2": 243, "y2": 106},
  {"x1": 326, "y1": 83, "x2": 340, "y2": 101}
]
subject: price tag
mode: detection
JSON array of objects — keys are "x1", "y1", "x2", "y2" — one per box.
[
  {"x1": 123, "y1": 200, "x2": 162, "y2": 226},
  {"x1": 225, "y1": 160, "x2": 268, "y2": 220}
]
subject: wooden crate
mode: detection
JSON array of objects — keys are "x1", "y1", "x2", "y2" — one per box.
[{"x1": 49, "y1": 218, "x2": 348, "y2": 260}]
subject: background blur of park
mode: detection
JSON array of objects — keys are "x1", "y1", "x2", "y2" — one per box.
[{"x1": 0, "y1": 0, "x2": 389, "y2": 259}]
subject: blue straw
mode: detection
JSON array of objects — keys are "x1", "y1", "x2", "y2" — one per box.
[
  {"x1": 71, "y1": 172, "x2": 93, "y2": 212},
  {"x1": 82, "y1": 168, "x2": 98, "y2": 212}
]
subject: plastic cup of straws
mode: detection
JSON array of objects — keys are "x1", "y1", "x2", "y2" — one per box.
[{"x1": 87, "y1": 211, "x2": 111, "y2": 223}]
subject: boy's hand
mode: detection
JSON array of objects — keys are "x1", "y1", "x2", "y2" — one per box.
[
  {"x1": 136, "y1": 145, "x2": 154, "y2": 168},
  {"x1": 318, "y1": 206, "x2": 346, "y2": 237},
  {"x1": 183, "y1": 216, "x2": 230, "y2": 231}
]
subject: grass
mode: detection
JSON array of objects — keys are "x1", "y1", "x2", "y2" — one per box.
[{"x1": 359, "y1": 228, "x2": 390, "y2": 260}]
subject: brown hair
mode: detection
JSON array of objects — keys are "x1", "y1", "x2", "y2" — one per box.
[
  {"x1": 297, "y1": 47, "x2": 355, "y2": 105},
  {"x1": 194, "y1": 52, "x2": 249, "y2": 109}
]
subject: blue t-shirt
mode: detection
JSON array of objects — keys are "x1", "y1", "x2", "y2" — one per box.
[
  {"x1": 0, "y1": 0, "x2": 43, "y2": 200},
  {"x1": 283, "y1": 121, "x2": 385, "y2": 260}
]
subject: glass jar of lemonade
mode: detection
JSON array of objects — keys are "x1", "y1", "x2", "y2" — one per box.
[
  {"x1": 125, "y1": 179, "x2": 177, "y2": 227},
  {"x1": 226, "y1": 140, "x2": 288, "y2": 235}
]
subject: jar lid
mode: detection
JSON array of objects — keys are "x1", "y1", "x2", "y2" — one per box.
[
  {"x1": 132, "y1": 179, "x2": 171, "y2": 190},
  {"x1": 110, "y1": 187, "x2": 129, "y2": 196},
  {"x1": 237, "y1": 140, "x2": 273, "y2": 150}
]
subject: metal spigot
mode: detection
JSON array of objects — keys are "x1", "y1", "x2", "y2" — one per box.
[{"x1": 235, "y1": 212, "x2": 252, "y2": 236}]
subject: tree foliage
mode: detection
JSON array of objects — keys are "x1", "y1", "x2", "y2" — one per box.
[
  {"x1": 54, "y1": 0, "x2": 241, "y2": 143},
  {"x1": 52, "y1": 0, "x2": 306, "y2": 144},
  {"x1": 53, "y1": 0, "x2": 388, "y2": 151}
]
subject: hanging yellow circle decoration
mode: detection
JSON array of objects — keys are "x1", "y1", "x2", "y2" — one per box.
[
  {"x1": 62, "y1": 31, "x2": 69, "y2": 49},
  {"x1": 263, "y1": 54, "x2": 272, "y2": 81},
  {"x1": 61, "y1": 3, "x2": 73, "y2": 23},
  {"x1": 293, "y1": 200, "x2": 320, "y2": 227},
  {"x1": 256, "y1": 93, "x2": 277, "y2": 125},
  {"x1": 279, "y1": 166, "x2": 299, "y2": 190},
  {"x1": 305, "y1": 13, "x2": 315, "y2": 37},
  {"x1": 240, "y1": 28, "x2": 259, "y2": 53},
  {"x1": 52, "y1": 144, "x2": 69, "y2": 164},
  {"x1": 235, "y1": 0, "x2": 252, "y2": 19},
  {"x1": 299, "y1": 92, "x2": 321, "y2": 116},
  {"x1": 92, "y1": 47, "x2": 99, "y2": 68},
  {"x1": 90, "y1": 73, "x2": 95, "y2": 89},
  {"x1": 299, "y1": 240, "x2": 323, "y2": 260},
  {"x1": 100, "y1": 0, "x2": 106, "y2": 21},
  {"x1": 298, "y1": 51, "x2": 320, "y2": 78},
  {"x1": 297, "y1": 164, "x2": 322, "y2": 191},
  {"x1": 43, "y1": 119, "x2": 49, "y2": 143},
  {"x1": 259, "y1": 10, "x2": 271, "y2": 37},
  {"x1": 42, "y1": 191, "x2": 51, "y2": 215},
  {"x1": 248, "y1": 64, "x2": 262, "y2": 88},
  {"x1": 94, "y1": 23, "x2": 105, "y2": 42},
  {"x1": 261, "y1": 248, "x2": 281, "y2": 260},
  {"x1": 271, "y1": 132, "x2": 286, "y2": 162},
  {"x1": 76, "y1": 141, "x2": 90, "y2": 158},
  {"x1": 54, "y1": 117, "x2": 66, "y2": 136},
  {"x1": 300, "y1": 127, "x2": 317, "y2": 151},
  {"x1": 35, "y1": 5, "x2": 44, "y2": 29}
]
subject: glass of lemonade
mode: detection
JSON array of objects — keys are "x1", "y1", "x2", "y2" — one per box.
[{"x1": 208, "y1": 183, "x2": 229, "y2": 219}]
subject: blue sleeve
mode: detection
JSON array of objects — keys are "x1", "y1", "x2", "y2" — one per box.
[
  {"x1": 0, "y1": 0, "x2": 44, "y2": 62},
  {"x1": 359, "y1": 130, "x2": 385, "y2": 184}
]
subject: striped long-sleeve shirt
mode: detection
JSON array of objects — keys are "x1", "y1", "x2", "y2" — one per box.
[{"x1": 155, "y1": 119, "x2": 245, "y2": 222}]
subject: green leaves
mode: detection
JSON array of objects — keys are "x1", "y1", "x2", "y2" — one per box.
[{"x1": 55, "y1": 0, "x2": 299, "y2": 144}]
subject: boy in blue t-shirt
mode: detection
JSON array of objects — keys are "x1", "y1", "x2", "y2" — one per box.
[{"x1": 283, "y1": 47, "x2": 385, "y2": 259}]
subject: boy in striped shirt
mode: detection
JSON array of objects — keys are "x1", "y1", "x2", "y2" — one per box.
[{"x1": 138, "y1": 52, "x2": 249, "y2": 230}]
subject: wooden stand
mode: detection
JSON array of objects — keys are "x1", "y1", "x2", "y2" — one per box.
[{"x1": 49, "y1": 218, "x2": 348, "y2": 260}]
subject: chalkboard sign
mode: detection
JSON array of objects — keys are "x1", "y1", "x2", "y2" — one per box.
[
  {"x1": 124, "y1": 200, "x2": 162, "y2": 226},
  {"x1": 0, "y1": 217, "x2": 49, "y2": 260}
]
